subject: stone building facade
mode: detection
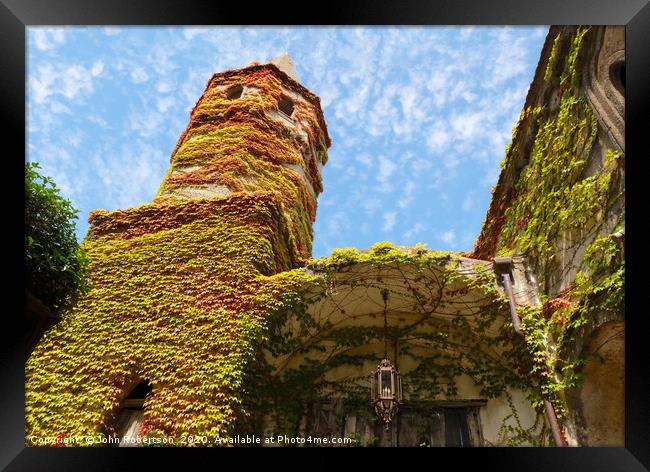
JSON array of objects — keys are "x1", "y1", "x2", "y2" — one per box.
[
  {"x1": 470, "y1": 25, "x2": 624, "y2": 446},
  {"x1": 26, "y1": 26, "x2": 624, "y2": 447}
]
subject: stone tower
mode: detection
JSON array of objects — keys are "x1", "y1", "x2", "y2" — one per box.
[{"x1": 26, "y1": 55, "x2": 331, "y2": 442}]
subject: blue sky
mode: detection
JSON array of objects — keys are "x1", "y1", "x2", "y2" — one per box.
[{"x1": 27, "y1": 26, "x2": 547, "y2": 258}]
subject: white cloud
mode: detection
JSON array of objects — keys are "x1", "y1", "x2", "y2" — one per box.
[
  {"x1": 32, "y1": 28, "x2": 65, "y2": 51},
  {"x1": 484, "y1": 35, "x2": 529, "y2": 88},
  {"x1": 91, "y1": 61, "x2": 104, "y2": 76},
  {"x1": 64, "y1": 130, "x2": 83, "y2": 148},
  {"x1": 366, "y1": 85, "x2": 399, "y2": 136},
  {"x1": 90, "y1": 141, "x2": 167, "y2": 210},
  {"x1": 482, "y1": 166, "x2": 501, "y2": 188},
  {"x1": 461, "y1": 231, "x2": 476, "y2": 248},
  {"x1": 377, "y1": 155, "x2": 397, "y2": 192},
  {"x1": 50, "y1": 101, "x2": 71, "y2": 114},
  {"x1": 156, "y1": 96, "x2": 176, "y2": 113},
  {"x1": 29, "y1": 61, "x2": 104, "y2": 104},
  {"x1": 156, "y1": 79, "x2": 175, "y2": 93},
  {"x1": 361, "y1": 197, "x2": 381, "y2": 215},
  {"x1": 459, "y1": 27, "x2": 476, "y2": 40},
  {"x1": 426, "y1": 122, "x2": 451, "y2": 152},
  {"x1": 102, "y1": 27, "x2": 122, "y2": 36},
  {"x1": 398, "y1": 180, "x2": 416, "y2": 209},
  {"x1": 88, "y1": 114, "x2": 109, "y2": 129},
  {"x1": 450, "y1": 111, "x2": 487, "y2": 141},
  {"x1": 61, "y1": 64, "x2": 100, "y2": 98},
  {"x1": 130, "y1": 114, "x2": 161, "y2": 137},
  {"x1": 398, "y1": 84, "x2": 419, "y2": 120},
  {"x1": 404, "y1": 222, "x2": 425, "y2": 239},
  {"x1": 444, "y1": 153, "x2": 461, "y2": 170},
  {"x1": 339, "y1": 81, "x2": 372, "y2": 117},
  {"x1": 28, "y1": 142, "x2": 77, "y2": 198},
  {"x1": 148, "y1": 44, "x2": 180, "y2": 76},
  {"x1": 462, "y1": 192, "x2": 475, "y2": 212},
  {"x1": 326, "y1": 211, "x2": 348, "y2": 238},
  {"x1": 534, "y1": 27, "x2": 548, "y2": 38},
  {"x1": 130, "y1": 67, "x2": 149, "y2": 83},
  {"x1": 382, "y1": 212, "x2": 397, "y2": 232},
  {"x1": 439, "y1": 229, "x2": 456, "y2": 245},
  {"x1": 182, "y1": 28, "x2": 210, "y2": 40},
  {"x1": 356, "y1": 154, "x2": 372, "y2": 167},
  {"x1": 30, "y1": 64, "x2": 56, "y2": 103},
  {"x1": 411, "y1": 158, "x2": 433, "y2": 173},
  {"x1": 426, "y1": 70, "x2": 448, "y2": 98}
]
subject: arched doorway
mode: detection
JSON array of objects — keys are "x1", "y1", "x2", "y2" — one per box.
[{"x1": 116, "y1": 380, "x2": 153, "y2": 447}]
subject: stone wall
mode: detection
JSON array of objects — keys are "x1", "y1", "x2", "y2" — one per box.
[{"x1": 470, "y1": 26, "x2": 625, "y2": 446}]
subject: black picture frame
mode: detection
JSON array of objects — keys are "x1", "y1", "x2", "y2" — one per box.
[{"x1": 4, "y1": 0, "x2": 649, "y2": 469}]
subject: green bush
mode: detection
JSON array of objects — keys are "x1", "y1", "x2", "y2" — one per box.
[{"x1": 25, "y1": 162, "x2": 89, "y2": 314}]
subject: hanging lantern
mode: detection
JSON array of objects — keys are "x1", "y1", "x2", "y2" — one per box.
[
  {"x1": 371, "y1": 358, "x2": 403, "y2": 427},
  {"x1": 371, "y1": 289, "x2": 403, "y2": 428}
]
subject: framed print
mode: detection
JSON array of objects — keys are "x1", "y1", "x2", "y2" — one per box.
[{"x1": 5, "y1": 0, "x2": 650, "y2": 469}]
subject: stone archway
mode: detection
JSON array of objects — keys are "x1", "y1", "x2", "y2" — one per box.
[{"x1": 257, "y1": 248, "x2": 543, "y2": 446}]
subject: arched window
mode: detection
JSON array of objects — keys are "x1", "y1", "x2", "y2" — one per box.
[
  {"x1": 277, "y1": 96, "x2": 295, "y2": 118},
  {"x1": 609, "y1": 60, "x2": 625, "y2": 97},
  {"x1": 225, "y1": 84, "x2": 244, "y2": 100},
  {"x1": 116, "y1": 380, "x2": 152, "y2": 447}
]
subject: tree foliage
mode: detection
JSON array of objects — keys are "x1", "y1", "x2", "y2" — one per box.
[{"x1": 25, "y1": 162, "x2": 89, "y2": 314}]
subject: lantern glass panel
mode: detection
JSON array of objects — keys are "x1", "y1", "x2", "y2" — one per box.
[{"x1": 380, "y1": 370, "x2": 392, "y2": 397}]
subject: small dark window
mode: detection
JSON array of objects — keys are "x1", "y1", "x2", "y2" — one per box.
[
  {"x1": 226, "y1": 85, "x2": 244, "y2": 100},
  {"x1": 609, "y1": 60, "x2": 625, "y2": 96},
  {"x1": 444, "y1": 408, "x2": 471, "y2": 447},
  {"x1": 278, "y1": 96, "x2": 295, "y2": 117}
]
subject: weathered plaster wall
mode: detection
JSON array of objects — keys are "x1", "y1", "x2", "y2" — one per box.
[{"x1": 568, "y1": 320, "x2": 624, "y2": 446}]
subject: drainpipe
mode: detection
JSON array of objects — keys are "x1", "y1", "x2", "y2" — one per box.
[
  {"x1": 493, "y1": 256, "x2": 566, "y2": 447},
  {"x1": 493, "y1": 257, "x2": 523, "y2": 337},
  {"x1": 544, "y1": 398, "x2": 565, "y2": 446}
]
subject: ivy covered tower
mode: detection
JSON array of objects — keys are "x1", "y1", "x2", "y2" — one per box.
[
  {"x1": 26, "y1": 54, "x2": 331, "y2": 442},
  {"x1": 155, "y1": 53, "x2": 330, "y2": 263}
]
